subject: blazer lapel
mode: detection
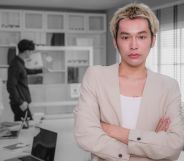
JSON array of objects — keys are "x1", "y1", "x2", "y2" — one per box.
[
  {"x1": 136, "y1": 70, "x2": 156, "y2": 129},
  {"x1": 108, "y1": 64, "x2": 122, "y2": 125}
]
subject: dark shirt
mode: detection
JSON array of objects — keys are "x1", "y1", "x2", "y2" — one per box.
[{"x1": 7, "y1": 56, "x2": 42, "y2": 106}]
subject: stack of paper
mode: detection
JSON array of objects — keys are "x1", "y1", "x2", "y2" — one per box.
[{"x1": 0, "y1": 122, "x2": 21, "y2": 139}]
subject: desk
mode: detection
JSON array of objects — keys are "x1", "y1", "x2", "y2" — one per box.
[
  {"x1": 1, "y1": 116, "x2": 182, "y2": 161},
  {"x1": 0, "y1": 127, "x2": 35, "y2": 160},
  {"x1": 0, "y1": 115, "x2": 90, "y2": 161}
]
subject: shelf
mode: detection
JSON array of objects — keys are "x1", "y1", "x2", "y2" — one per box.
[
  {"x1": 0, "y1": 9, "x2": 106, "y2": 113},
  {"x1": 47, "y1": 69, "x2": 65, "y2": 72},
  {"x1": 34, "y1": 46, "x2": 93, "y2": 84},
  {"x1": 46, "y1": 12, "x2": 65, "y2": 31},
  {"x1": 30, "y1": 101, "x2": 78, "y2": 108},
  {"x1": 21, "y1": 31, "x2": 45, "y2": 45},
  {"x1": 0, "y1": 45, "x2": 16, "y2": 67},
  {"x1": 88, "y1": 14, "x2": 106, "y2": 32},
  {"x1": 0, "y1": 10, "x2": 22, "y2": 31},
  {"x1": 67, "y1": 14, "x2": 86, "y2": 31},
  {"x1": 23, "y1": 11, "x2": 44, "y2": 31},
  {"x1": 0, "y1": 31, "x2": 20, "y2": 45},
  {"x1": 0, "y1": 44, "x2": 17, "y2": 47},
  {"x1": 46, "y1": 32, "x2": 65, "y2": 46}
]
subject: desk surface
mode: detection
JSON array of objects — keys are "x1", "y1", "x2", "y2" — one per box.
[
  {"x1": 1, "y1": 117, "x2": 183, "y2": 161},
  {"x1": 0, "y1": 127, "x2": 35, "y2": 160},
  {"x1": 0, "y1": 117, "x2": 90, "y2": 161}
]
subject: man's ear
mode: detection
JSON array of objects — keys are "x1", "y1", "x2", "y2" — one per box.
[
  {"x1": 151, "y1": 35, "x2": 156, "y2": 48},
  {"x1": 113, "y1": 38, "x2": 117, "y2": 49}
]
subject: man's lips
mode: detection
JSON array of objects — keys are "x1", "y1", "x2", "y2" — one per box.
[{"x1": 128, "y1": 53, "x2": 140, "y2": 59}]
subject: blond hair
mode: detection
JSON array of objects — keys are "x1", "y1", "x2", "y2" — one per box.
[{"x1": 110, "y1": 3, "x2": 159, "y2": 38}]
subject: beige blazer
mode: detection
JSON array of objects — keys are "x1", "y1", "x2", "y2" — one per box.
[{"x1": 74, "y1": 64, "x2": 184, "y2": 161}]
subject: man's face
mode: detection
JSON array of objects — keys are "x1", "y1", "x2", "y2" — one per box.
[
  {"x1": 114, "y1": 18, "x2": 155, "y2": 68},
  {"x1": 24, "y1": 50, "x2": 33, "y2": 60}
]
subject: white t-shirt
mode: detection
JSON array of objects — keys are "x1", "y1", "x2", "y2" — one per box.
[{"x1": 120, "y1": 95, "x2": 141, "y2": 129}]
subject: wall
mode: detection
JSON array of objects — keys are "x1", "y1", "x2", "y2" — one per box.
[{"x1": 106, "y1": 8, "x2": 117, "y2": 65}]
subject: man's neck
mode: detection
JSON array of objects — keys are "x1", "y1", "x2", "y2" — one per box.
[{"x1": 119, "y1": 63, "x2": 147, "y2": 79}]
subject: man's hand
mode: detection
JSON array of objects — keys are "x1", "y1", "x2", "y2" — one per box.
[
  {"x1": 20, "y1": 101, "x2": 28, "y2": 111},
  {"x1": 101, "y1": 122, "x2": 129, "y2": 144},
  {"x1": 100, "y1": 116, "x2": 170, "y2": 145},
  {"x1": 155, "y1": 117, "x2": 170, "y2": 133}
]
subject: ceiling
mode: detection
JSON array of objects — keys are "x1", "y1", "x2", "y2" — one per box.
[
  {"x1": 0, "y1": 0, "x2": 183, "y2": 11},
  {"x1": 0, "y1": 0, "x2": 129, "y2": 11}
]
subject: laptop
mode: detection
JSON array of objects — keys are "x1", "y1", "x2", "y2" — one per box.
[{"x1": 4, "y1": 128, "x2": 58, "y2": 161}]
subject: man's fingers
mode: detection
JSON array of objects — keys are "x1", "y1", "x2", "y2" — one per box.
[
  {"x1": 164, "y1": 118, "x2": 170, "y2": 131},
  {"x1": 155, "y1": 117, "x2": 170, "y2": 132},
  {"x1": 155, "y1": 117, "x2": 163, "y2": 132}
]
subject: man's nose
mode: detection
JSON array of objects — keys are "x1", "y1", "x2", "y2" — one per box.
[{"x1": 130, "y1": 37, "x2": 138, "y2": 50}]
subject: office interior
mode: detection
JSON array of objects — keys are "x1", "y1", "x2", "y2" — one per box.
[{"x1": 0, "y1": 0, "x2": 184, "y2": 161}]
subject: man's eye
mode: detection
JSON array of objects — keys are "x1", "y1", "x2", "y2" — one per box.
[
  {"x1": 122, "y1": 36, "x2": 129, "y2": 40},
  {"x1": 138, "y1": 35, "x2": 146, "y2": 39}
]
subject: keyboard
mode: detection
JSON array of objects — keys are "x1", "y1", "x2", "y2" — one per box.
[{"x1": 19, "y1": 156, "x2": 40, "y2": 161}]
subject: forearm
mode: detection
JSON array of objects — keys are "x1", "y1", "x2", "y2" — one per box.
[
  {"x1": 74, "y1": 108, "x2": 130, "y2": 161},
  {"x1": 26, "y1": 68, "x2": 42, "y2": 75},
  {"x1": 101, "y1": 116, "x2": 184, "y2": 160},
  {"x1": 75, "y1": 67, "x2": 129, "y2": 160},
  {"x1": 101, "y1": 122, "x2": 129, "y2": 144},
  {"x1": 116, "y1": 128, "x2": 129, "y2": 144},
  {"x1": 128, "y1": 129, "x2": 184, "y2": 160}
]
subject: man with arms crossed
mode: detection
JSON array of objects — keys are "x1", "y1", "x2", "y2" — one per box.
[{"x1": 74, "y1": 3, "x2": 184, "y2": 161}]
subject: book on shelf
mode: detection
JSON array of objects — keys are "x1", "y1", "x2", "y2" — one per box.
[{"x1": 67, "y1": 67, "x2": 79, "y2": 83}]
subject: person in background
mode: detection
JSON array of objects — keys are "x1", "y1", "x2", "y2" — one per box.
[
  {"x1": 74, "y1": 3, "x2": 184, "y2": 161},
  {"x1": 7, "y1": 39, "x2": 42, "y2": 121}
]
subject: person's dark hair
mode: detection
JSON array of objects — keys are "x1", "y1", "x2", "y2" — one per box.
[{"x1": 18, "y1": 39, "x2": 35, "y2": 54}]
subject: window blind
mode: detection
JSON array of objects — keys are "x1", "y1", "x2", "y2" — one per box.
[{"x1": 147, "y1": 4, "x2": 184, "y2": 105}]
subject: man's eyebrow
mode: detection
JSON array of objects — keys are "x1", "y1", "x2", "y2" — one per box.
[
  {"x1": 120, "y1": 31, "x2": 148, "y2": 35},
  {"x1": 120, "y1": 32, "x2": 130, "y2": 35},
  {"x1": 138, "y1": 31, "x2": 148, "y2": 34}
]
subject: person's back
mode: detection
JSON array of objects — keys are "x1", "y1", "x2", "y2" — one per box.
[{"x1": 7, "y1": 56, "x2": 31, "y2": 104}]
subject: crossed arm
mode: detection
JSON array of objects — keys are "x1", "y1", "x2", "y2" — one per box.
[
  {"x1": 101, "y1": 117, "x2": 171, "y2": 145},
  {"x1": 75, "y1": 67, "x2": 184, "y2": 160}
]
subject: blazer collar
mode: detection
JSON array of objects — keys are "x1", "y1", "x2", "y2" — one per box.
[
  {"x1": 136, "y1": 69, "x2": 156, "y2": 129},
  {"x1": 111, "y1": 64, "x2": 122, "y2": 125}
]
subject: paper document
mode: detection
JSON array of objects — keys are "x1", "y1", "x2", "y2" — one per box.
[
  {"x1": 25, "y1": 52, "x2": 43, "y2": 69},
  {"x1": 4, "y1": 143, "x2": 29, "y2": 150}
]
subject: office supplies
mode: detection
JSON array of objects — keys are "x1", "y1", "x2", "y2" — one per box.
[
  {"x1": 0, "y1": 111, "x2": 28, "y2": 139},
  {"x1": 4, "y1": 143, "x2": 29, "y2": 150},
  {"x1": 0, "y1": 121, "x2": 23, "y2": 139},
  {"x1": 4, "y1": 128, "x2": 57, "y2": 161}
]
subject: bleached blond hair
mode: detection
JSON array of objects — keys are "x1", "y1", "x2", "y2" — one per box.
[{"x1": 110, "y1": 3, "x2": 159, "y2": 38}]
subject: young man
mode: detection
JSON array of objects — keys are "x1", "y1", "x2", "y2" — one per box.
[
  {"x1": 74, "y1": 3, "x2": 184, "y2": 161},
  {"x1": 7, "y1": 39, "x2": 42, "y2": 121}
]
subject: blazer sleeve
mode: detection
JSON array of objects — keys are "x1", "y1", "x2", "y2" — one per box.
[
  {"x1": 74, "y1": 67, "x2": 130, "y2": 161},
  {"x1": 128, "y1": 80, "x2": 184, "y2": 160},
  {"x1": 26, "y1": 68, "x2": 43, "y2": 75}
]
